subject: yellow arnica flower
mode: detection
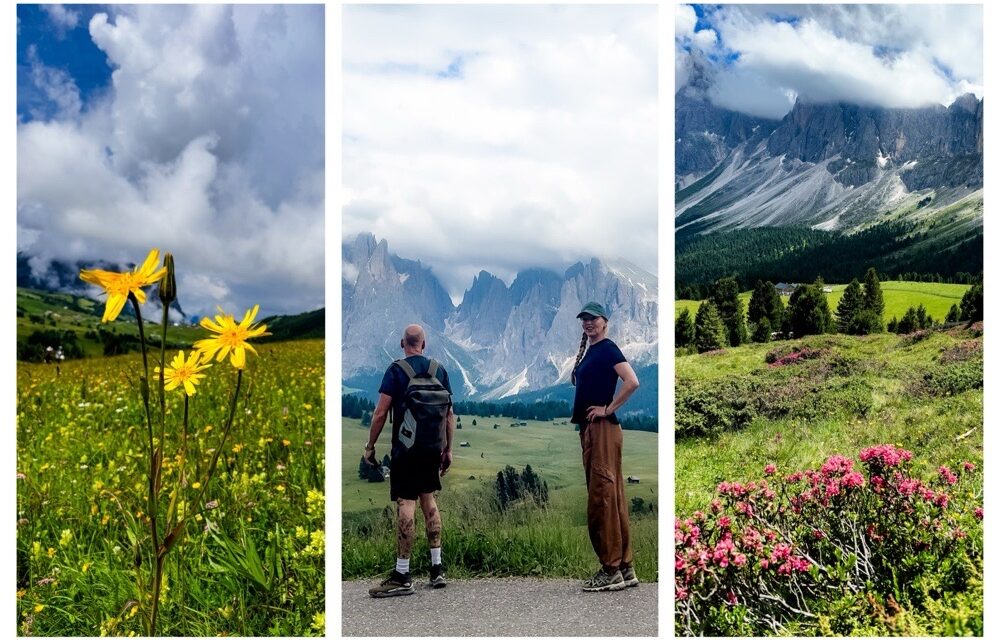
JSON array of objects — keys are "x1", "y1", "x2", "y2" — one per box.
[
  {"x1": 194, "y1": 305, "x2": 269, "y2": 369},
  {"x1": 79, "y1": 249, "x2": 168, "y2": 322},
  {"x1": 155, "y1": 350, "x2": 212, "y2": 396}
]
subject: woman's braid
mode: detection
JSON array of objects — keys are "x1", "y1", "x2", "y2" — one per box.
[{"x1": 570, "y1": 330, "x2": 588, "y2": 386}]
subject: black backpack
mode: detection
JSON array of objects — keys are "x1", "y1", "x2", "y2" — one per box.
[{"x1": 393, "y1": 358, "x2": 451, "y2": 451}]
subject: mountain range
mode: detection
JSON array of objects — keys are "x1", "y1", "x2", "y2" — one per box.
[
  {"x1": 342, "y1": 233, "x2": 658, "y2": 405},
  {"x1": 675, "y1": 92, "x2": 983, "y2": 240}
]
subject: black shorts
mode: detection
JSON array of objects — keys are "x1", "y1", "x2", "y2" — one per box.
[{"x1": 390, "y1": 448, "x2": 442, "y2": 501}]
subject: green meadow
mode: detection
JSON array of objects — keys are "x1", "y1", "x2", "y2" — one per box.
[
  {"x1": 17, "y1": 340, "x2": 325, "y2": 636},
  {"x1": 675, "y1": 280, "x2": 971, "y2": 324},
  {"x1": 342, "y1": 416, "x2": 658, "y2": 582}
]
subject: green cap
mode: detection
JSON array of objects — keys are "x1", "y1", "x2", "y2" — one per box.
[{"x1": 576, "y1": 301, "x2": 609, "y2": 320}]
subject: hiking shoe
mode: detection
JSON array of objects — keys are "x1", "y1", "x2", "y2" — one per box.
[
  {"x1": 582, "y1": 567, "x2": 626, "y2": 592},
  {"x1": 621, "y1": 565, "x2": 640, "y2": 588},
  {"x1": 429, "y1": 563, "x2": 447, "y2": 588},
  {"x1": 369, "y1": 570, "x2": 414, "y2": 598}
]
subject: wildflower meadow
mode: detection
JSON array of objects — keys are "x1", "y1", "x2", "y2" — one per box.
[{"x1": 16, "y1": 249, "x2": 325, "y2": 636}]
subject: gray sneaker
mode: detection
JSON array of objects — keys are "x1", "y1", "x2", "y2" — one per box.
[
  {"x1": 621, "y1": 565, "x2": 639, "y2": 588},
  {"x1": 582, "y1": 567, "x2": 626, "y2": 592},
  {"x1": 368, "y1": 570, "x2": 414, "y2": 598}
]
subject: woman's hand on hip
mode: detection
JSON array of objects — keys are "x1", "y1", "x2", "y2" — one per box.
[{"x1": 586, "y1": 405, "x2": 609, "y2": 422}]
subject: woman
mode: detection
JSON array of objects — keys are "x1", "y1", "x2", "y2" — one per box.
[{"x1": 571, "y1": 301, "x2": 640, "y2": 592}]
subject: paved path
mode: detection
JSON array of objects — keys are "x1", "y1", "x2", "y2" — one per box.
[{"x1": 342, "y1": 577, "x2": 658, "y2": 637}]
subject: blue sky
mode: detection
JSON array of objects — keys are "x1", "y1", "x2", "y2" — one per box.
[
  {"x1": 676, "y1": 4, "x2": 982, "y2": 119},
  {"x1": 17, "y1": 5, "x2": 325, "y2": 317},
  {"x1": 17, "y1": 5, "x2": 111, "y2": 121}
]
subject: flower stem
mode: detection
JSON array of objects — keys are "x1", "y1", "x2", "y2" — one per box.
[
  {"x1": 158, "y1": 302, "x2": 169, "y2": 469},
  {"x1": 192, "y1": 368, "x2": 244, "y2": 513},
  {"x1": 130, "y1": 294, "x2": 161, "y2": 636}
]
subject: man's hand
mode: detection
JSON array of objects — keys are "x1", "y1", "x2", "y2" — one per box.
[
  {"x1": 364, "y1": 445, "x2": 378, "y2": 467},
  {"x1": 440, "y1": 449, "x2": 453, "y2": 476}
]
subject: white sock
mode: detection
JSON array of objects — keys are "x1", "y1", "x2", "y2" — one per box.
[
  {"x1": 396, "y1": 558, "x2": 409, "y2": 574},
  {"x1": 430, "y1": 547, "x2": 442, "y2": 565}
]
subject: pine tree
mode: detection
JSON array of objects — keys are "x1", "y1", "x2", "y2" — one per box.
[
  {"x1": 836, "y1": 279, "x2": 864, "y2": 334},
  {"x1": 788, "y1": 283, "x2": 833, "y2": 337},
  {"x1": 694, "y1": 300, "x2": 727, "y2": 353},
  {"x1": 747, "y1": 280, "x2": 784, "y2": 329},
  {"x1": 960, "y1": 284, "x2": 983, "y2": 322},
  {"x1": 946, "y1": 304, "x2": 961, "y2": 323},
  {"x1": 897, "y1": 307, "x2": 919, "y2": 334},
  {"x1": 751, "y1": 317, "x2": 772, "y2": 343},
  {"x1": 862, "y1": 267, "x2": 885, "y2": 331},
  {"x1": 675, "y1": 308, "x2": 695, "y2": 347},
  {"x1": 710, "y1": 277, "x2": 748, "y2": 346}
]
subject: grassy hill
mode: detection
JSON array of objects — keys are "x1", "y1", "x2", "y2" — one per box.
[
  {"x1": 676, "y1": 280, "x2": 970, "y2": 324},
  {"x1": 342, "y1": 415, "x2": 658, "y2": 581},
  {"x1": 16, "y1": 287, "x2": 323, "y2": 361},
  {"x1": 675, "y1": 325, "x2": 982, "y2": 513}
]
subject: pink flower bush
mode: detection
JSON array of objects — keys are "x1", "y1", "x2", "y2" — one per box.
[{"x1": 676, "y1": 445, "x2": 983, "y2": 636}]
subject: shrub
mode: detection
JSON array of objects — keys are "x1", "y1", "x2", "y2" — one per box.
[{"x1": 676, "y1": 446, "x2": 982, "y2": 636}]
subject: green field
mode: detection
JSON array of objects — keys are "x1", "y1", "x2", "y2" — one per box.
[
  {"x1": 17, "y1": 287, "x2": 207, "y2": 359},
  {"x1": 676, "y1": 280, "x2": 970, "y2": 324},
  {"x1": 17, "y1": 340, "x2": 325, "y2": 636},
  {"x1": 342, "y1": 417, "x2": 658, "y2": 582},
  {"x1": 675, "y1": 326, "x2": 983, "y2": 634}
]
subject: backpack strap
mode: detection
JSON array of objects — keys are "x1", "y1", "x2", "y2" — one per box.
[
  {"x1": 394, "y1": 358, "x2": 418, "y2": 380},
  {"x1": 428, "y1": 359, "x2": 439, "y2": 380}
]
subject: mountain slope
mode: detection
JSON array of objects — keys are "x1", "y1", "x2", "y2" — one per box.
[{"x1": 676, "y1": 95, "x2": 983, "y2": 239}]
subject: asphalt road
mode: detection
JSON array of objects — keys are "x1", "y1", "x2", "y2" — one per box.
[{"x1": 342, "y1": 577, "x2": 658, "y2": 637}]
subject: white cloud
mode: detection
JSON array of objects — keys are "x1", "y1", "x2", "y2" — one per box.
[
  {"x1": 41, "y1": 4, "x2": 79, "y2": 36},
  {"x1": 344, "y1": 5, "x2": 657, "y2": 298},
  {"x1": 17, "y1": 5, "x2": 324, "y2": 317},
  {"x1": 25, "y1": 46, "x2": 82, "y2": 119},
  {"x1": 677, "y1": 4, "x2": 982, "y2": 119}
]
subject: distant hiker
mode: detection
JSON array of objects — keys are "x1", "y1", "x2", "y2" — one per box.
[
  {"x1": 364, "y1": 324, "x2": 455, "y2": 597},
  {"x1": 44, "y1": 346, "x2": 54, "y2": 364},
  {"x1": 571, "y1": 302, "x2": 640, "y2": 592}
]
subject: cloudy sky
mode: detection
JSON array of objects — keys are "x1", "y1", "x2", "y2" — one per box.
[
  {"x1": 17, "y1": 5, "x2": 324, "y2": 317},
  {"x1": 676, "y1": 4, "x2": 983, "y2": 119},
  {"x1": 343, "y1": 5, "x2": 657, "y2": 300}
]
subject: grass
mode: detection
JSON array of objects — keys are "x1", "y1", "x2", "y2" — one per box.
[
  {"x1": 675, "y1": 326, "x2": 983, "y2": 634},
  {"x1": 342, "y1": 416, "x2": 658, "y2": 582},
  {"x1": 676, "y1": 280, "x2": 970, "y2": 324},
  {"x1": 17, "y1": 339, "x2": 325, "y2": 636}
]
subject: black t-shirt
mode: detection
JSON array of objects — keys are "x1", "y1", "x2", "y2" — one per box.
[
  {"x1": 378, "y1": 355, "x2": 452, "y2": 451},
  {"x1": 571, "y1": 338, "x2": 627, "y2": 425}
]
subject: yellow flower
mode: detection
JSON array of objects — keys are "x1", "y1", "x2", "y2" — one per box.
[
  {"x1": 79, "y1": 249, "x2": 168, "y2": 322},
  {"x1": 34, "y1": 604, "x2": 45, "y2": 613},
  {"x1": 311, "y1": 612, "x2": 325, "y2": 634},
  {"x1": 194, "y1": 305, "x2": 269, "y2": 369},
  {"x1": 155, "y1": 350, "x2": 211, "y2": 396}
]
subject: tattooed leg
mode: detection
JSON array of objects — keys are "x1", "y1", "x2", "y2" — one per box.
[
  {"x1": 396, "y1": 498, "x2": 416, "y2": 559},
  {"x1": 419, "y1": 492, "x2": 442, "y2": 548}
]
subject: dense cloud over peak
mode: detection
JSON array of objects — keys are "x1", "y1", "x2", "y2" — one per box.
[{"x1": 676, "y1": 4, "x2": 982, "y2": 120}]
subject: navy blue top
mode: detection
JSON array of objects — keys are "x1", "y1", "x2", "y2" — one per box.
[
  {"x1": 379, "y1": 355, "x2": 452, "y2": 448},
  {"x1": 571, "y1": 338, "x2": 627, "y2": 425}
]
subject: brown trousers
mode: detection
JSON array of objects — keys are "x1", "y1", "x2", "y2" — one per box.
[{"x1": 580, "y1": 418, "x2": 633, "y2": 571}]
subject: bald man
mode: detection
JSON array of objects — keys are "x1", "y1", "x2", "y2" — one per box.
[{"x1": 365, "y1": 324, "x2": 456, "y2": 597}]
